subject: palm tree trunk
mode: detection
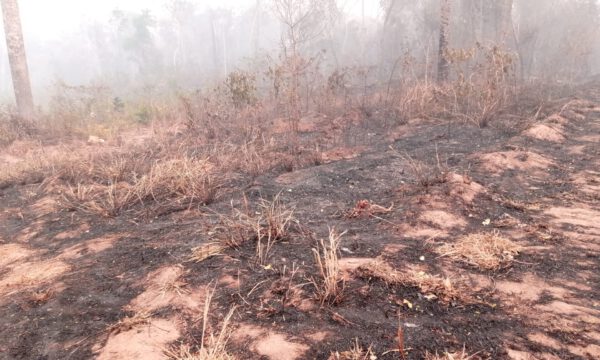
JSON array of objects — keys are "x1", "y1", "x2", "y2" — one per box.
[{"x1": 1, "y1": 0, "x2": 34, "y2": 119}]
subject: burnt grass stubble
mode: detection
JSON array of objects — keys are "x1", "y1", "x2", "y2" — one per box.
[{"x1": 1, "y1": 86, "x2": 600, "y2": 359}]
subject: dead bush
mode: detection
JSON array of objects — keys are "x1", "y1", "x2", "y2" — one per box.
[
  {"x1": 437, "y1": 231, "x2": 522, "y2": 271},
  {"x1": 0, "y1": 111, "x2": 36, "y2": 146},
  {"x1": 225, "y1": 70, "x2": 257, "y2": 108},
  {"x1": 446, "y1": 45, "x2": 517, "y2": 127}
]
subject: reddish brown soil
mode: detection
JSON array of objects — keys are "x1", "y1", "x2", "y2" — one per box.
[{"x1": 1, "y1": 85, "x2": 600, "y2": 359}]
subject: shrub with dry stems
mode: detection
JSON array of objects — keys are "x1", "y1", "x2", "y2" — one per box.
[{"x1": 437, "y1": 231, "x2": 522, "y2": 270}]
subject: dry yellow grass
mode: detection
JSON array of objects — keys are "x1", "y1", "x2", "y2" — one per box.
[
  {"x1": 328, "y1": 338, "x2": 376, "y2": 360},
  {"x1": 254, "y1": 193, "x2": 295, "y2": 264},
  {"x1": 190, "y1": 243, "x2": 227, "y2": 263},
  {"x1": 27, "y1": 288, "x2": 54, "y2": 305},
  {"x1": 135, "y1": 156, "x2": 223, "y2": 207},
  {"x1": 60, "y1": 154, "x2": 224, "y2": 217},
  {"x1": 424, "y1": 348, "x2": 478, "y2": 360},
  {"x1": 157, "y1": 278, "x2": 190, "y2": 297},
  {"x1": 165, "y1": 286, "x2": 236, "y2": 360},
  {"x1": 357, "y1": 259, "x2": 473, "y2": 305},
  {"x1": 62, "y1": 182, "x2": 136, "y2": 217},
  {"x1": 437, "y1": 231, "x2": 522, "y2": 270},
  {"x1": 312, "y1": 228, "x2": 346, "y2": 305},
  {"x1": 189, "y1": 194, "x2": 295, "y2": 264},
  {"x1": 107, "y1": 311, "x2": 152, "y2": 335}
]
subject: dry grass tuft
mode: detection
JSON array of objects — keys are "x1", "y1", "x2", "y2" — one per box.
[
  {"x1": 254, "y1": 193, "x2": 295, "y2": 264},
  {"x1": 395, "y1": 149, "x2": 449, "y2": 189},
  {"x1": 135, "y1": 156, "x2": 223, "y2": 208},
  {"x1": 60, "y1": 155, "x2": 224, "y2": 217},
  {"x1": 186, "y1": 194, "x2": 295, "y2": 266},
  {"x1": 190, "y1": 194, "x2": 295, "y2": 264},
  {"x1": 424, "y1": 348, "x2": 478, "y2": 360},
  {"x1": 62, "y1": 182, "x2": 136, "y2": 217},
  {"x1": 312, "y1": 228, "x2": 346, "y2": 305},
  {"x1": 357, "y1": 259, "x2": 472, "y2": 305},
  {"x1": 165, "y1": 285, "x2": 236, "y2": 360},
  {"x1": 437, "y1": 231, "x2": 522, "y2": 270},
  {"x1": 328, "y1": 338, "x2": 376, "y2": 360}
]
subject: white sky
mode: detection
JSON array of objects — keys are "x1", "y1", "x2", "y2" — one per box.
[
  {"x1": 0, "y1": 0, "x2": 381, "y2": 101},
  {"x1": 16, "y1": 0, "x2": 381, "y2": 41}
]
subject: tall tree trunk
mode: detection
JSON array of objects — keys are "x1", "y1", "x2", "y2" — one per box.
[
  {"x1": 209, "y1": 11, "x2": 219, "y2": 76},
  {"x1": 498, "y1": 0, "x2": 514, "y2": 45},
  {"x1": 481, "y1": 0, "x2": 513, "y2": 44},
  {"x1": 252, "y1": 0, "x2": 260, "y2": 57},
  {"x1": 1, "y1": 0, "x2": 33, "y2": 119},
  {"x1": 438, "y1": 0, "x2": 451, "y2": 83}
]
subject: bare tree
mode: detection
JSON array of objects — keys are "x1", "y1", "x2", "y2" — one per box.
[
  {"x1": 1, "y1": 0, "x2": 34, "y2": 119},
  {"x1": 272, "y1": 0, "x2": 337, "y2": 126},
  {"x1": 437, "y1": 0, "x2": 451, "y2": 82}
]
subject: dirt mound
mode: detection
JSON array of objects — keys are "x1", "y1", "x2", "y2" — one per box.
[
  {"x1": 475, "y1": 150, "x2": 555, "y2": 176},
  {"x1": 523, "y1": 123, "x2": 565, "y2": 142}
]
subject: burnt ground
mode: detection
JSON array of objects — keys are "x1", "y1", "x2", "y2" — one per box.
[{"x1": 0, "y1": 84, "x2": 599, "y2": 359}]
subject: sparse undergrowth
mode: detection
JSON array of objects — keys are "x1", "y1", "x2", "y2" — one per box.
[{"x1": 1, "y1": 67, "x2": 598, "y2": 359}]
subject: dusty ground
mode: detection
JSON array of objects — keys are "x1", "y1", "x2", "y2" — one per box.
[{"x1": 1, "y1": 84, "x2": 599, "y2": 359}]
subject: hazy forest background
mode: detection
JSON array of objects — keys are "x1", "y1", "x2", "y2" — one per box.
[{"x1": 1, "y1": 0, "x2": 600, "y2": 135}]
